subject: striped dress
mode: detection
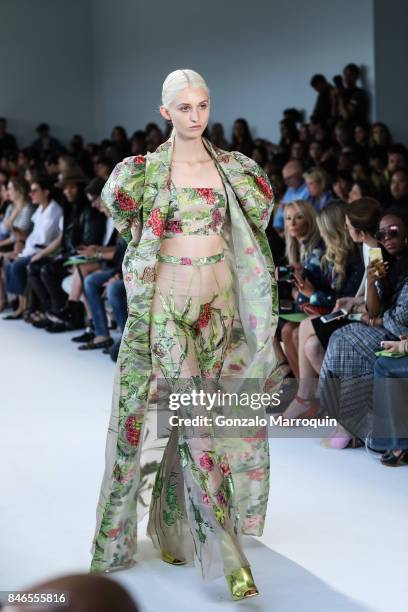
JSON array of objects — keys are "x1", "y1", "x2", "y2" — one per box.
[{"x1": 318, "y1": 278, "x2": 408, "y2": 440}]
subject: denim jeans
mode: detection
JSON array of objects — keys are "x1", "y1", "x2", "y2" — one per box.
[
  {"x1": 106, "y1": 279, "x2": 127, "y2": 332},
  {"x1": 372, "y1": 356, "x2": 408, "y2": 451},
  {"x1": 6, "y1": 255, "x2": 32, "y2": 295},
  {"x1": 84, "y1": 269, "x2": 115, "y2": 337}
]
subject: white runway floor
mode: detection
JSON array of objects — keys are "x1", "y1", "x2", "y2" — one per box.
[{"x1": 1, "y1": 318, "x2": 407, "y2": 611}]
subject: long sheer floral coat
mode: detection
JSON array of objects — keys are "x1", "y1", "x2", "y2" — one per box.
[{"x1": 91, "y1": 134, "x2": 280, "y2": 572}]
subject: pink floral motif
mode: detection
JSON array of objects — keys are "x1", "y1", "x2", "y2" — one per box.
[
  {"x1": 249, "y1": 314, "x2": 257, "y2": 329},
  {"x1": 229, "y1": 364, "x2": 242, "y2": 371},
  {"x1": 116, "y1": 189, "x2": 138, "y2": 212},
  {"x1": 254, "y1": 175, "x2": 273, "y2": 199},
  {"x1": 133, "y1": 155, "x2": 145, "y2": 164},
  {"x1": 254, "y1": 267, "x2": 261, "y2": 275},
  {"x1": 202, "y1": 493, "x2": 210, "y2": 505},
  {"x1": 247, "y1": 468, "x2": 265, "y2": 481},
  {"x1": 261, "y1": 208, "x2": 269, "y2": 221},
  {"x1": 146, "y1": 208, "x2": 165, "y2": 237},
  {"x1": 243, "y1": 514, "x2": 262, "y2": 531},
  {"x1": 180, "y1": 257, "x2": 192, "y2": 265},
  {"x1": 209, "y1": 208, "x2": 223, "y2": 231},
  {"x1": 219, "y1": 154, "x2": 230, "y2": 163},
  {"x1": 245, "y1": 246, "x2": 255, "y2": 255},
  {"x1": 199, "y1": 453, "x2": 214, "y2": 471},
  {"x1": 125, "y1": 273, "x2": 133, "y2": 283},
  {"x1": 196, "y1": 188, "x2": 216, "y2": 205}
]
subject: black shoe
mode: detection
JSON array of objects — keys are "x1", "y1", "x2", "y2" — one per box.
[
  {"x1": 72, "y1": 331, "x2": 95, "y2": 343},
  {"x1": 78, "y1": 337, "x2": 114, "y2": 351},
  {"x1": 381, "y1": 450, "x2": 408, "y2": 467}
]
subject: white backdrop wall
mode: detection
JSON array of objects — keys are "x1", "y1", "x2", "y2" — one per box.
[
  {"x1": 373, "y1": 0, "x2": 408, "y2": 145},
  {"x1": 91, "y1": 0, "x2": 375, "y2": 143},
  {"x1": 1, "y1": 0, "x2": 378, "y2": 146},
  {"x1": 0, "y1": 0, "x2": 94, "y2": 147}
]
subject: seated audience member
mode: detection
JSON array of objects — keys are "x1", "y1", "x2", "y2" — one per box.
[
  {"x1": 30, "y1": 123, "x2": 62, "y2": 159},
  {"x1": 0, "y1": 177, "x2": 35, "y2": 310},
  {"x1": 3, "y1": 573, "x2": 139, "y2": 612},
  {"x1": 304, "y1": 167, "x2": 333, "y2": 212},
  {"x1": 308, "y1": 141, "x2": 325, "y2": 166},
  {"x1": 110, "y1": 125, "x2": 131, "y2": 158},
  {"x1": 348, "y1": 179, "x2": 374, "y2": 202},
  {"x1": 274, "y1": 200, "x2": 324, "y2": 378},
  {"x1": 354, "y1": 122, "x2": 370, "y2": 156},
  {"x1": 332, "y1": 171, "x2": 352, "y2": 201},
  {"x1": 273, "y1": 160, "x2": 310, "y2": 232},
  {"x1": 318, "y1": 210, "x2": 408, "y2": 448},
  {"x1": 351, "y1": 161, "x2": 371, "y2": 183},
  {"x1": 229, "y1": 118, "x2": 254, "y2": 157},
  {"x1": 385, "y1": 168, "x2": 408, "y2": 212},
  {"x1": 95, "y1": 157, "x2": 114, "y2": 181},
  {"x1": 130, "y1": 130, "x2": 147, "y2": 156},
  {"x1": 26, "y1": 170, "x2": 106, "y2": 326},
  {"x1": 368, "y1": 145, "x2": 389, "y2": 199},
  {"x1": 370, "y1": 122, "x2": 392, "y2": 148},
  {"x1": 44, "y1": 178, "x2": 111, "y2": 333},
  {"x1": 78, "y1": 233, "x2": 127, "y2": 351},
  {"x1": 210, "y1": 123, "x2": 228, "y2": 149},
  {"x1": 372, "y1": 335, "x2": 408, "y2": 466},
  {"x1": 290, "y1": 142, "x2": 307, "y2": 165},
  {"x1": 0, "y1": 177, "x2": 34, "y2": 245},
  {"x1": 283, "y1": 201, "x2": 365, "y2": 417},
  {"x1": 386, "y1": 143, "x2": 408, "y2": 177},
  {"x1": 3, "y1": 177, "x2": 62, "y2": 319}
]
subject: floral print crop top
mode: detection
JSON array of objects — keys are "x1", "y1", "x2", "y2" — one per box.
[{"x1": 163, "y1": 181, "x2": 227, "y2": 237}]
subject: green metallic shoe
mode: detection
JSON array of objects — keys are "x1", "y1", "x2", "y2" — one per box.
[
  {"x1": 226, "y1": 565, "x2": 259, "y2": 601},
  {"x1": 161, "y1": 551, "x2": 186, "y2": 566}
]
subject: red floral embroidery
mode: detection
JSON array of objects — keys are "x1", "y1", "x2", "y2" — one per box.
[
  {"x1": 219, "y1": 154, "x2": 230, "y2": 163},
  {"x1": 245, "y1": 246, "x2": 255, "y2": 255},
  {"x1": 116, "y1": 188, "x2": 138, "y2": 212},
  {"x1": 216, "y1": 491, "x2": 226, "y2": 506},
  {"x1": 209, "y1": 208, "x2": 222, "y2": 232},
  {"x1": 133, "y1": 155, "x2": 145, "y2": 164},
  {"x1": 164, "y1": 219, "x2": 183, "y2": 234},
  {"x1": 202, "y1": 493, "x2": 210, "y2": 504},
  {"x1": 196, "y1": 188, "x2": 216, "y2": 205},
  {"x1": 124, "y1": 415, "x2": 141, "y2": 447},
  {"x1": 261, "y1": 208, "x2": 269, "y2": 221},
  {"x1": 146, "y1": 208, "x2": 165, "y2": 237},
  {"x1": 196, "y1": 303, "x2": 211, "y2": 328},
  {"x1": 255, "y1": 175, "x2": 273, "y2": 199}
]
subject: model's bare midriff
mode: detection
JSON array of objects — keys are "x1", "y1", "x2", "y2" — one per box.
[{"x1": 158, "y1": 157, "x2": 226, "y2": 258}]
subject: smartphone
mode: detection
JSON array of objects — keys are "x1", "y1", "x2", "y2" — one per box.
[
  {"x1": 320, "y1": 309, "x2": 348, "y2": 324},
  {"x1": 276, "y1": 266, "x2": 294, "y2": 282},
  {"x1": 368, "y1": 247, "x2": 383, "y2": 263}
]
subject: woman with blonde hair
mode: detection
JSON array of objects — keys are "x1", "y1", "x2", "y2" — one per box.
[
  {"x1": 283, "y1": 201, "x2": 364, "y2": 418},
  {"x1": 90, "y1": 69, "x2": 279, "y2": 600},
  {"x1": 274, "y1": 200, "x2": 324, "y2": 378},
  {"x1": 304, "y1": 166, "x2": 333, "y2": 212}
]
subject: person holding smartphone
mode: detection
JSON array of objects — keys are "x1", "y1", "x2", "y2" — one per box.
[{"x1": 318, "y1": 210, "x2": 408, "y2": 449}]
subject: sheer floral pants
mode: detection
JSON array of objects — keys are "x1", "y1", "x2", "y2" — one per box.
[{"x1": 147, "y1": 252, "x2": 249, "y2": 581}]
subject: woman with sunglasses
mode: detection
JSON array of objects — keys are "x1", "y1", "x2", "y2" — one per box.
[{"x1": 318, "y1": 209, "x2": 408, "y2": 449}]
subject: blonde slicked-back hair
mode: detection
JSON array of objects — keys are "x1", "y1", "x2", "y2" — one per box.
[
  {"x1": 161, "y1": 69, "x2": 210, "y2": 137},
  {"x1": 284, "y1": 200, "x2": 321, "y2": 266}
]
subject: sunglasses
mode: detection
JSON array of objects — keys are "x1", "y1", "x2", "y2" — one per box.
[{"x1": 375, "y1": 225, "x2": 400, "y2": 242}]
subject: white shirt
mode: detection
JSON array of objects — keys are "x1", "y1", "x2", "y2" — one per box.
[
  {"x1": 22, "y1": 199, "x2": 63, "y2": 257},
  {"x1": 362, "y1": 242, "x2": 370, "y2": 301}
]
